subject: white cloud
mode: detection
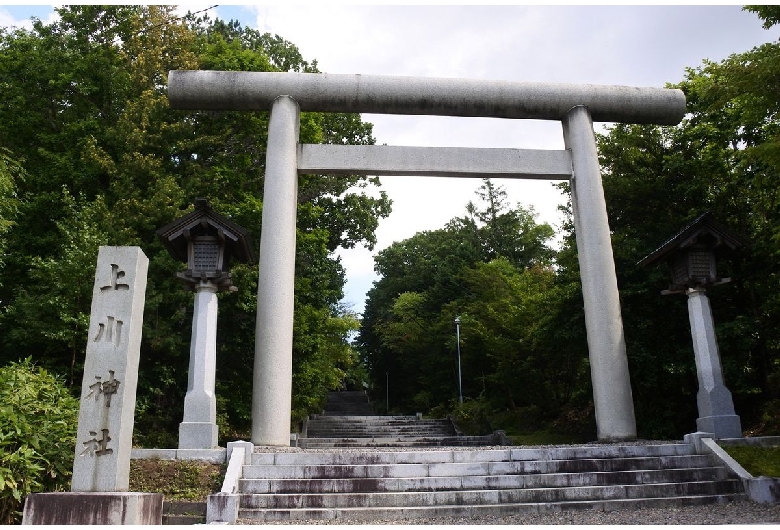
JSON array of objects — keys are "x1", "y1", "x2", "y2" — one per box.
[{"x1": 0, "y1": 5, "x2": 59, "y2": 30}]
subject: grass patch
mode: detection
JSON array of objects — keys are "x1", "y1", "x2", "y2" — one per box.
[
  {"x1": 510, "y1": 431, "x2": 592, "y2": 446},
  {"x1": 724, "y1": 446, "x2": 780, "y2": 477},
  {"x1": 129, "y1": 459, "x2": 224, "y2": 501}
]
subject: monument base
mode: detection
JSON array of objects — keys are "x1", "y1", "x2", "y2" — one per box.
[
  {"x1": 696, "y1": 414, "x2": 742, "y2": 439},
  {"x1": 179, "y1": 421, "x2": 218, "y2": 449},
  {"x1": 22, "y1": 492, "x2": 163, "y2": 525}
]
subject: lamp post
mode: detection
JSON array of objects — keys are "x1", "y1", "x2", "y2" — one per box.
[{"x1": 454, "y1": 317, "x2": 463, "y2": 405}]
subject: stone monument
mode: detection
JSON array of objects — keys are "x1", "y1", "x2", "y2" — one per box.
[{"x1": 22, "y1": 246, "x2": 162, "y2": 525}]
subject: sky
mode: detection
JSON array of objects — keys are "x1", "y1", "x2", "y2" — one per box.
[{"x1": 2, "y1": 4, "x2": 779, "y2": 314}]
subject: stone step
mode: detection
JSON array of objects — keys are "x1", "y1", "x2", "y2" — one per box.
[
  {"x1": 238, "y1": 494, "x2": 745, "y2": 523},
  {"x1": 162, "y1": 501, "x2": 206, "y2": 525},
  {"x1": 308, "y1": 418, "x2": 452, "y2": 424},
  {"x1": 305, "y1": 430, "x2": 456, "y2": 437},
  {"x1": 303, "y1": 435, "x2": 457, "y2": 441},
  {"x1": 309, "y1": 422, "x2": 453, "y2": 425},
  {"x1": 296, "y1": 437, "x2": 499, "y2": 448},
  {"x1": 322, "y1": 406, "x2": 375, "y2": 417},
  {"x1": 307, "y1": 421, "x2": 453, "y2": 427},
  {"x1": 255, "y1": 444, "x2": 695, "y2": 466},
  {"x1": 309, "y1": 415, "x2": 441, "y2": 421},
  {"x1": 236, "y1": 444, "x2": 742, "y2": 522},
  {"x1": 306, "y1": 422, "x2": 454, "y2": 428},
  {"x1": 321, "y1": 391, "x2": 375, "y2": 415},
  {"x1": 308, "y1": 422, "x2": 455, "y2": 428},
  {"x1": 240, "y1": 466, "x2": 732, "y2": 494},
  {"x1": 240, "y1": 479, "x2": 743, "y2": 509},
  {"x1": 243, "y1": 455, "x2": 716, "y2": 480},
  {"x1": 311, "y1": 415, "x2": 420, "y2": 421},
  {"x1": 323, "y1": 391, "x2": 371, "y2": 400}
]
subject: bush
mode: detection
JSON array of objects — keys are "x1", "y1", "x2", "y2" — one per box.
[
  {"x1": 450, "y1": 397, "x2": 495, "y2": 435},
  {"x1": 0, "y1": 359, "x2": 79, "y2": 524}
]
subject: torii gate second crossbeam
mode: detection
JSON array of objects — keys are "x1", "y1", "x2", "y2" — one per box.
[{"x1": 168, "y1": 71, "x2": 686, "y2": 445}]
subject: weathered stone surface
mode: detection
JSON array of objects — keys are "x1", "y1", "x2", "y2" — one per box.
[
  {"x1": 252, "y1": 96, "x2": 299, "y2": 446},
  {"x1": 168, "y1": 71, "x2": 687, "y2": 125},
  {"x1": 22, "y1": 492, "x2": 162, "y2": 525},
  {"x1": 179, "y1": 284, "x2": 219, "y2": 449},
  {"x1": 687, "y1": 289, "x2": 742, "y2": 439},
  {"x1": 72, "y1": 246, "x2": 148, "y2": 492},
  {"x1": 563, "y1": 106, "x2": 636, "y2": 441}
]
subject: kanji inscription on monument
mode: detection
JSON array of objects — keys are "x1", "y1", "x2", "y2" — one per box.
[{"x1": 72, "y1": 246, "x2": 148, "y2": 492}]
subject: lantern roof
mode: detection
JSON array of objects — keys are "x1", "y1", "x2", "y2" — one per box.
[
  {"x1": 638, "y1": 212, "x2": 747, "y2": 268},
  {"x1": 156, "y1": 198, "x2": 255, "y2": 265}
]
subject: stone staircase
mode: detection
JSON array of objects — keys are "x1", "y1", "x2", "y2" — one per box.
[
  {"x1": 301, "y1": 416, "x2": 493, "y2": 448},
  {"x1": 236, "y1": 443, "x2": 745, "y2": 523},
  {"x1": 163, "y1": 501, "x2": 206, "y2": 525},
  {"x1": 298, "y1": 391, "x2": 508, "y2": 448},
  {"x1": 320, "y1": 390, "x2": 376, "y2": 415}
]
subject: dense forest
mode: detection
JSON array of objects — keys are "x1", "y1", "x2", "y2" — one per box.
[{"x1": 1, "y1": 5, "x2": 780, "y2": 451}]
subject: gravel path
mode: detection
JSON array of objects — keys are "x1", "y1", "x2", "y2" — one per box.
[{"x1": 238, "y1": 501, "x2": 780, "y2": 525}]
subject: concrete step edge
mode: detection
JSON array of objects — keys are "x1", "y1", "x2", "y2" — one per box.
[
  {"x1": 248, "y1": 453, "x2": 714, "y2": 469},
  {"x1": 237, "y1": 493, "x2": 746, "y2": 522},
  {"x1": 238, "y1": 467, "x2": 733, "y2": 493},
  {"x1": 238, "y1": 480, "x2": 744, "y2": 509}
]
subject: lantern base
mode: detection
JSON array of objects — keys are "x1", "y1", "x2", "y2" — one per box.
[
  {"x1": 179, "y1": 421, "x2": 218, "y2": 449},
  {"x1": 696, "y1": 414, "x2": 742, "y2": 439}
]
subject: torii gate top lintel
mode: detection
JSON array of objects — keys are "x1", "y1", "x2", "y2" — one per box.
[{"x1": 168, "y1": 70, "x2": 686, "y2": 126}]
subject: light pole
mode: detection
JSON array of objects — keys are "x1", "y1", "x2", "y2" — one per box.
[{"x1": 454, "y1": 317, "x2": 463, "y2": 405}]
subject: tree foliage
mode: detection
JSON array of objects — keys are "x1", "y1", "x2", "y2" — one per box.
[
  {"x1": 356, "y1": 179, "x2": 585, "y2": 431},
  {"x1": 0, "y1": 6, "x2": 389, "y2": 446},
  {"x1": 0, "y1": 359, "x2": 79, "y2": 524},
  {"x1": 0, "y1": 148, "x2": 22, "y2": 284}
]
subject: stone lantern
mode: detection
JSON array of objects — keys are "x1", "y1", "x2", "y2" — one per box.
[
  {"x1": 157, "y1": 199, "x2": 254, "y2": 449},
  {"x1": 639, "y1": 212, "x2": 746, "y2": 439}
]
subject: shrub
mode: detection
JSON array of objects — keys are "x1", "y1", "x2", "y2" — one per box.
[
  {"x1": 451, "y1": 397, "x2": 494, "y2": 435},
  {"x1": 0, "y1": 359, "x2": 79, "y2": 524}
]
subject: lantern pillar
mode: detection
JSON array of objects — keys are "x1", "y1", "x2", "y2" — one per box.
[
  {"x1": 179, "y1": 281, "x2": 219, "y2": 449},
  {"x1": 687, "y1": 287, "x2": 742, "y2": 438}
]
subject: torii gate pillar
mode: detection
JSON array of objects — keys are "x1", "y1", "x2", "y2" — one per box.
[
  {"x1": 252, "y1": 96, "x2": 300, "y2": 446},
  {"x1": 563, "y1": 106, "x2": 636, "y2": 440}
]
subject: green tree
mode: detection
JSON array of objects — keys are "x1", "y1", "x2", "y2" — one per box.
[
  {"x1": 0, "y1": 148, "x2": 22, "y2": 284},
  {"x1": 466, "y1": 179, "x2": 555, "y2": 267},
  {"x1": 358, "y1": 180, "x2": 560, "y2": 419},
  {"x1": 0, "y1": 7, "x2": 390, "y2": 445}
]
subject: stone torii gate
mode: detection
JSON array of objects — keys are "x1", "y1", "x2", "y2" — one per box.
[{"x1": 168, "y1": 71, "x2": 686, "y2": 445}]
